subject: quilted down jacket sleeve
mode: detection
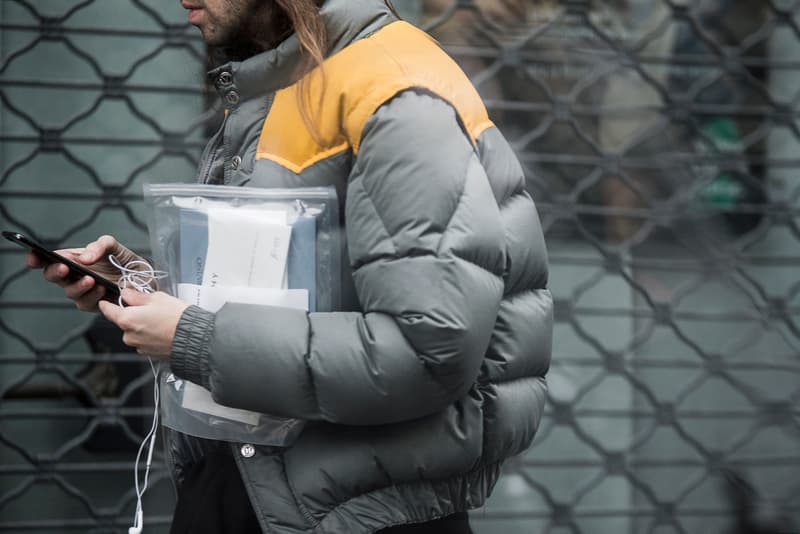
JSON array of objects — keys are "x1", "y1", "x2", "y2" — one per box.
[{"x1": 170, "y1": 90, "x2": 506, "y2": 425}]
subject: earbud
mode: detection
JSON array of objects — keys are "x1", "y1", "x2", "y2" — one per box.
[{"x1": 128, "y1": 509, "x2": 143, "y2": 534}]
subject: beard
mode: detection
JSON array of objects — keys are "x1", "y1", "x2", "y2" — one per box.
[{"x1": 207, "y1": 0, "x2": 292, "y2": 63}]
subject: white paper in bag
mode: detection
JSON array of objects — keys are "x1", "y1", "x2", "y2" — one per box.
[{"x1": 203, "y1": 207, "x2": 291, "y2": 288}]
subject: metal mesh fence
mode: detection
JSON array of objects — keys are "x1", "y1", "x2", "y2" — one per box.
[
  {"x1": 1, "y1": 1, "x2": 799, "y2": 533},
  {"x1": 1, "y1": 1, "x2": 205, "y2": 531}
]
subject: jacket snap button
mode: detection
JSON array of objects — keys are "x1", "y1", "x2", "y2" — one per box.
[
  {"x1": 225, "y1": 90, "x2": 240, "y2": 106},
  {"x1": 231, "y1": 155, "x2": 242, "y2": 170},
  {"x1": 240, "y1": 444, "x2": 256, "y2": 458},
  {"x1": 218, "y1": 71, "x2": 232, "y2": 85}
]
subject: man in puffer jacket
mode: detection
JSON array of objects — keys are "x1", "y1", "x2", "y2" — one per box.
[{"x1": 27, "y1": 0, "x2": 552, "y2": 532}]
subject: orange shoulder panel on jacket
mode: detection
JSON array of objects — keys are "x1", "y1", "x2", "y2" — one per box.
[{"x1": 256, "y1": 21, "x2": 494, "y2": 174}]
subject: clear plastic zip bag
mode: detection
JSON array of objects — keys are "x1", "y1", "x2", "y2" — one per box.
[{"x1": 144, "y1": 183, "x2": 340, "y2": 446}]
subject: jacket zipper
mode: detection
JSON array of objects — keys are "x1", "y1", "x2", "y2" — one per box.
[{"x1": 200, "y1": 114, "x2": 227, "y2": 185}]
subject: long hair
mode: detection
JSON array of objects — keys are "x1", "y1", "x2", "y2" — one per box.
[
  {"x1": 271, "y1": 0, "x2": 327, "y2": 141},
  {"x1": 274, "y1": 0, "x2": 326, "y2": 69}
]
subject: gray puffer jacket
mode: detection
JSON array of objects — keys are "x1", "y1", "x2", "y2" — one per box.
[{"x1": 166, "y1": 0, "x2": 552, "y2": 532}]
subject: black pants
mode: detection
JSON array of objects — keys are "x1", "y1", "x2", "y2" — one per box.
[
  {"x1": 170, "y1": 449, "x2": 473, "y2": 534},
  {"x1": 376, "y1": 512, "x2": 473, "y2": 533},
  {"x1": 169, "y1": 449, "x2": 261, "y2": 534}
]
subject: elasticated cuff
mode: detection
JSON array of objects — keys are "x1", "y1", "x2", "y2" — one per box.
[{"x1": 170, "y1": 305, "x2": 214, "y2": 389}]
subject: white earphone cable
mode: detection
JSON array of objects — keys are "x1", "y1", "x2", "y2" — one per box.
[
  {"x1": 108, "y1": 254, "x2": 167, "y2": 534},
  {"x1": 108, "y1": 255, "x2": 166, "y2": 301}
]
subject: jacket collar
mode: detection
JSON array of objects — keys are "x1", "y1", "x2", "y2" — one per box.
[{"x1": 208, "y1": 0, "x2": 397, "y2": 102}]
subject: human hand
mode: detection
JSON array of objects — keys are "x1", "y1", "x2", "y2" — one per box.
[
  {"x1": 98, "y1": 288, "x2": 189, "y2": 359},
  {"x1": 25, "y1": 235, "x2": 142, "y2": 312}
]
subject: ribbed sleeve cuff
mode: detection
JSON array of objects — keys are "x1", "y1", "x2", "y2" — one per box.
[{"x1": 170, "y1": 305, "x2": 214, "y2": 389}]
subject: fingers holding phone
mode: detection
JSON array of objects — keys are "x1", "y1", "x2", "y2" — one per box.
[
  {"x1": 28, "y1": 247, "x2": 83, "y2": 282},
  {"x1": 74, "y1": 235, "x2": 135, "y2": 271},
  {"x1": 8, "y1": 232, "x2": 143, "y2": 311},
  {"x1": 65, "y1": 273, "x2": 110, "y2": 311},
  {"x1": 32, "y1": 249, "x2": 104, "y2": 309}
]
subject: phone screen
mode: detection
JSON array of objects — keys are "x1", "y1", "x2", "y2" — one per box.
[{"x1": 3, "y1": 231, "x2": 121, "y2": 300}]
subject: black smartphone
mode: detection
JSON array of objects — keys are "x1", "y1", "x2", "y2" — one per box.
[{"x1": 3, "y1": 231, "x2": 121, "y2": 300}]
